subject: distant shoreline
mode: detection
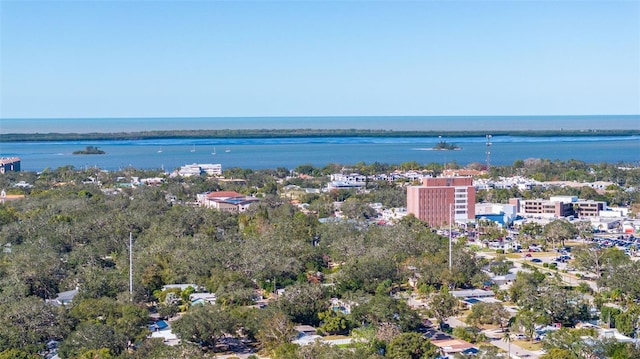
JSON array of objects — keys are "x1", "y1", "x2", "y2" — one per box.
[{"x1": 1, "y1": 129, "x2": 639, "y2": 142}]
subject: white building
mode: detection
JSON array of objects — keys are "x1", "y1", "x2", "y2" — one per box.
[{"x1": 178, "y1": 163, "x2": 222, "y2": 177}]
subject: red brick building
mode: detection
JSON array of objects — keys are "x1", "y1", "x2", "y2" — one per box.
[{"x1": 407, "y1": 177, "x2": 475, "y2": 227}]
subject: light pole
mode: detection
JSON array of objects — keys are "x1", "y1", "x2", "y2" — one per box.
[{"x1": 449, "y1": 203, "x2": 453, "y2": 271}]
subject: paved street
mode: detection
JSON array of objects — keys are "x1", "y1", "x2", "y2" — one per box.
[{"x1": 445, "y1": 317, "x2": 543, "y2": 359}]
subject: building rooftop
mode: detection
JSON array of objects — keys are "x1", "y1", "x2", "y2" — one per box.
[{"x1": 0, "y1": 157, "x2": 20, "y2": 165}]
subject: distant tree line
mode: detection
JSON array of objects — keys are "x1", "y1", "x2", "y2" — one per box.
[{"x1": 2, "y1": 128, "x2": 639, "y2": 142}]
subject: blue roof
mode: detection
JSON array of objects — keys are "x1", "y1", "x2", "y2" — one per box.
[
  {"x1": 224, "y1": 198, "x2": 246, "y2": 204},
  {"x1": 149, "y1": 320, "x2": 169, "y2": 331},
  {"x1": 476, "y1": 214, "x2": 506, "y2": 225},
  {"x1": 462, "y1": 347, "x2": 480, "y2": 354}
]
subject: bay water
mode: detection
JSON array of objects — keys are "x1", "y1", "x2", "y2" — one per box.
[{"x1": 1, "y1": 116, "x2": 638, "y2": 172}]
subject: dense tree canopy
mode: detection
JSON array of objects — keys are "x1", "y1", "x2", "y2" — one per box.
[{"x1": 0, "y1": 160, "x2": 638, "y2": 357}]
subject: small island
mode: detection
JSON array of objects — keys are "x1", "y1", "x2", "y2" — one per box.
[
  {"x1": 433, "y1": 140, "x2": 461, "y2": 150},
  {"x1": 72, "y1": 146, "x2": 106, "y2": 155}
]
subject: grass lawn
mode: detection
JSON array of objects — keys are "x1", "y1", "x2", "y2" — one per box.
[
  {"x1": 514, "y1": 339, "x2": 543, "y2": 351},
  {"x1": 323, "y1": 335, "x2": 350, "y2": 340},
  {"x1": 479, "y1": 324, "x2": 500, "y2": 331}
]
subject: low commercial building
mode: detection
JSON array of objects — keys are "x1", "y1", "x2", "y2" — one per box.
[
  {"x1": 574, "y1": 200, "x2": 606, "y2": 218},
  {"x1": 475, "y1": 203, "x2": 517, "y2": 227},
  {"x1": 197, "y1": 191, "x2": 258, "y2": 212},
  {"x1": 177, "y1": 163, "x2": 222, "y2": 177},
  {"x1": 510, "y1": 196, "x2": 607, "y2": 219},
  {"x1": 327, "y1": 180, "x2": 366, "y2": 190}
]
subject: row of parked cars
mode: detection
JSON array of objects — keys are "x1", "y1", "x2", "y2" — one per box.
[{"x1": 592, "y1": 235, "x2": 638, "y2": 256}]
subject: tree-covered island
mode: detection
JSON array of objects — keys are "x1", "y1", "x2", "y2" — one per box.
[
  {"x1": 72, "y1": 146, "x2": 106, "y2": 155},
  {"x1": 433, "y1": 140, "x2": 460, "y2": 150}
]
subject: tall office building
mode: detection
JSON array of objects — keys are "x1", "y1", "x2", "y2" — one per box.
[{"x1": 407, "y1": 177, "x2": 475, "y2": 227}]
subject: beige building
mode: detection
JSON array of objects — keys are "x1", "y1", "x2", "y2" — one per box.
[
  {"x1": 197, "y1": 191, "x2": 258, "y2": 212},
  {"x1": 510, "y1": 196, "x2": 606, "y2": 218}
]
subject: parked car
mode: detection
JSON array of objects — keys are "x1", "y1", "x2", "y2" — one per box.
[{"x1": 531, "y1": 258, "x2": 543, "y2": 263}]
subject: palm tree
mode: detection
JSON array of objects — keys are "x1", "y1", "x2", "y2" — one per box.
[{"x1": 502, "y1": 329, "x2": 512, "y2": 358}]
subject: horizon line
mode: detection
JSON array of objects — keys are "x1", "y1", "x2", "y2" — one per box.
[{"x1": 2, "y1": 113, "x2": 639, "y2": 120}]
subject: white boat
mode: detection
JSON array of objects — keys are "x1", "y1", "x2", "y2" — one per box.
[
  {"x1": 212, "y1": 147, "x2": 216, "y2": 155},
  {"x1": 225, "y1": 148, "x2": 231, "y2": 153},
  {"x1": 190, "y1": 145, "x2": 196, "y2": 152}
]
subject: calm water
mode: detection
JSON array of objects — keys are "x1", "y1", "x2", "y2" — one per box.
[
  {"x1": 1, "y1": 136, "x2": 639, "y2": 172},
  {"x1": 1, "y1": 116, "x2": 639, "y2": 171}
]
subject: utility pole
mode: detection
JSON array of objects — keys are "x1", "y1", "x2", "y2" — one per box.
[{"x1": 129, "y1": 232, "x2": 133, "y2": 302}]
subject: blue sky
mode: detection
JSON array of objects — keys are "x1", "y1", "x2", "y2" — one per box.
[{"x1": 1, "y1": 1, "x2": 638, "y2": 118}]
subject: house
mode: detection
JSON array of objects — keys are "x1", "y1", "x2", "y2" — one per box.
[
  {"x1": 48, "y1": 288, "x2": 79, "y2": 306},
  {"x1": 292, "y1": 325, "x2": 321, "y2": 346},
  {"x1": 492, "y1": 273, "x2": 517, "y2": 286},
  {"x1": 140, "y1": 177, "x2": 165, "y2": 186},
  {"x1": 450, "y1": 289, "x2": 494, "y2": 299},
  {"x1": 162, "y1": 284, "x2": 198, "y2": 292},
  {"x1": 13, "y1": 181, "x2": 32, "y2": 188},
  {"x1": 149, "y1": 319, "x2": 180, "y2": 346},
  {"x1": 430, "y1": 338, "x2": 476, "y2": 355},
  {"x1": 294, "y1": 325, "x2": 318, "y2": 336},
  {"x1": 190, "y1": 292, "x2": 217, "y2": 306},
  {"x1": 0, "y1": 190, "x2": 25, "y2": 203},
  {"x1": 330, "y1": 298, "x2": 354, "y2": 315}
]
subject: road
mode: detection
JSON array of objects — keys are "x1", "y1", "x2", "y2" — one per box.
[{"x1": 445, "y1": 317, "x2": 543, "y2": 359}]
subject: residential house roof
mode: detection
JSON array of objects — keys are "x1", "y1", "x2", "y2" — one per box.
[
  {"x1": 49, "y1": 288, "x2": 78, "y2": 306},
  {"x1": 450, "y1": 289, "x2": 495, "y2": 298},
  {"x1": 162, "y1": 284, "x2": 198, "y2": 291},
  {"x1": 431, "y1": 338, "x2": 476, "y2": 353}
]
